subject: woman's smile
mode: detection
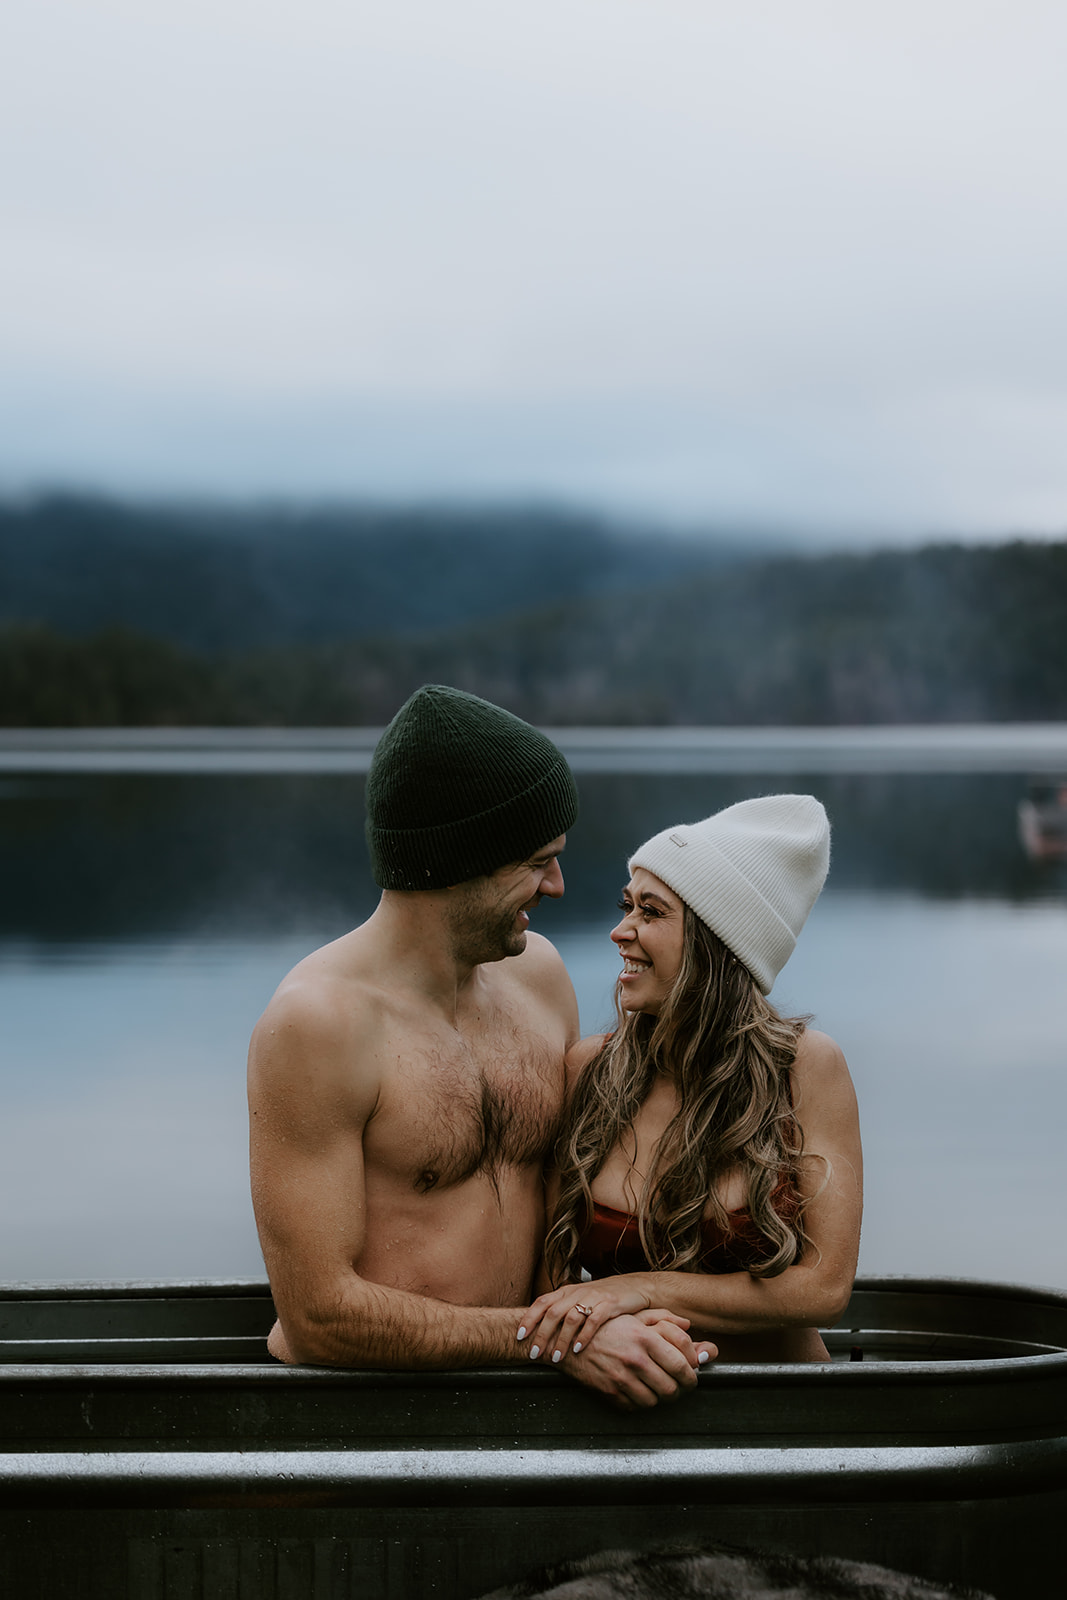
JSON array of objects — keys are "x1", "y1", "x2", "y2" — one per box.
[{"x1": 611, "y1": 868, "x2": 686, "y2": 1014}]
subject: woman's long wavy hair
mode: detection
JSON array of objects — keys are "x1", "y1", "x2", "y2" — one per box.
[{"x1": 545, "y1": 908, "x2": 815, "y2": 1286}]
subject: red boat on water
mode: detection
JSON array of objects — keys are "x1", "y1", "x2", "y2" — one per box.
[{"x1": 1018, "y1": 778, "x2": 1067, "y2": 860}]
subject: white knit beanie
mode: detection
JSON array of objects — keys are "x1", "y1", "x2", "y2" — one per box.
[{"x1": 628, "y1": 794, "x2": 830, "y2": 994}]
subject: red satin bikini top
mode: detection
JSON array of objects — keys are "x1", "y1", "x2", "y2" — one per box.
[{"x1": 579, "y1": 1178, "x2": 800, "y2": 1278}]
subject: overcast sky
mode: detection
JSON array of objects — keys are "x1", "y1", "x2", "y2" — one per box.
[{"x1": 3, "y1": 2, "x2": 1067, "y2": 543}]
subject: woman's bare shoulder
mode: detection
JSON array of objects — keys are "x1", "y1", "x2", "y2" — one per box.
[
  {"x1": 792, "y1": 1027, "x2": 853, "y2": 1091},
  {"x1": 791, "y1": 1027, "x2": 859, "y2": 1135}
]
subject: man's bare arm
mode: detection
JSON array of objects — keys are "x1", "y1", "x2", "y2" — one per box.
[{"x1": 248, "y1": 982, "x2": 528, "y2": 1368}]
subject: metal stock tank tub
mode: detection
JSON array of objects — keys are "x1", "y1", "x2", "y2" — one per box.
[{"x1": 1, "y1": 1276, "x2": 1065, "y2": 1600}]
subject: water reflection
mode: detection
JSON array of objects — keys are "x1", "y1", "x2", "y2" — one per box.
[
  {"x1": 2, "y1": 770, "x2": 1065, "y2": 945},
  {"x1": 1, "y1": 769, "x2": 1066, "y2": 1289}
]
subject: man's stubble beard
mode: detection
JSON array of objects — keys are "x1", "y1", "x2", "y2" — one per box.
[{"x1": 447, "y1": 883, "x2": 530, "y2": 966}]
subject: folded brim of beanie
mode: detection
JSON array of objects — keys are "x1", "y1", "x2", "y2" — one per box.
[
  {"x1": 368, "y1": 755, "x2": 577, "y2": 890},
  {"x1": 630, "y1": 830, "x2": 794, "y2": 994}
]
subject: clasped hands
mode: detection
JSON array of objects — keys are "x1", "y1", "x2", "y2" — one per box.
[
  {"x1": 518, "y1": 1277, "x2": 657, "y2": 1358},
  {"x1": 516, "y1": 1276, "x2": 716, "y2": 1409}
]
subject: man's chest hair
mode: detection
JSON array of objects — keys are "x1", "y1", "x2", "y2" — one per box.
[{"x1": 372, "y1": 1024, "x2": 563, "y2": 1194}]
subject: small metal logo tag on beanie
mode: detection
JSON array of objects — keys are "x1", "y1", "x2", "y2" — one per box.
[{"x1": 670, "y1": 834, "x2": 687, "y2": 846}]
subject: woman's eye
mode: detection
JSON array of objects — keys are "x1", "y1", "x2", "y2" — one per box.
[{"x1": 616, "y1": 898, "x2": 633, "y2": 913}]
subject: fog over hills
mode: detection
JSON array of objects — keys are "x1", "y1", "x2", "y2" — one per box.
[
  {"x1": 2, "y1": 496, "x2": 1065, "y2": 726},
  {"x1": 0, "y1": 495, "x2": 755, "y2": 650}
]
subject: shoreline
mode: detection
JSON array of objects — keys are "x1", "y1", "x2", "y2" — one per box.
[{"x1": 2, "y1": 722, "x2": 1067, "y2": 774}]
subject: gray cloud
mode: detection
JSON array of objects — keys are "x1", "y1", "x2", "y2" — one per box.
[{"x1": 3, "y1": 1, "x2": 1067, "y2": 538}]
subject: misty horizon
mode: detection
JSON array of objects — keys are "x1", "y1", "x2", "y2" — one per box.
[
  {"x1": 1, "y1": 484, "x2": 1063, "y2": 558},
  {"x1": 5, "y1": 6, "x2": 1067, "y2": 543}
]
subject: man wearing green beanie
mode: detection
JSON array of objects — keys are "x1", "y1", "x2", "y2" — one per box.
[{"x1": 249, "y1": 686, "x2": 704, "y2": 1405}]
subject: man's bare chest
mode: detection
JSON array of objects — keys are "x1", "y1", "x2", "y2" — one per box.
[{"x1": 365, "y1": 1019, "x2": 564, "y2": 1194}]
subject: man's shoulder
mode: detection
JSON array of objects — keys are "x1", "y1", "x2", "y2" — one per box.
[
  {"x1": 248, "y1": 939, "x2": 391, "y2": 1138},
  {"x1": 251, "y1": 931, "x2": 393, "y2": 1077},
  {"x1": 508, "y1": 930, "x2": 571, "y2": 989},
  {"x1": 257, "y1": 968, "x2": 355, "y2": 1042},
  {"x1": 515, "y1": 928, "x2": 567, "y2": 969},
  {"x1": 500, "y1": 932, "x2": 580, "y2": 1037},
  {"x1": 267, "y1": 930, "x2": 367, "y2": 1013}
]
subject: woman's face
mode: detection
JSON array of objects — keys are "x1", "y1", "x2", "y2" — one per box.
[{"x1": 611, "y1": 867, "x2": 687, "y2": 1015}]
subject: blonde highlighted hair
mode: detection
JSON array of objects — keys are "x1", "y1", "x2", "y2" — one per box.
[{"x1": 545, "y1": 908, "x2": 815, "y2": 1285}]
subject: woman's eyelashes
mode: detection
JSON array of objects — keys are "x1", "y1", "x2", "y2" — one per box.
[{"x1": 617, "y1": 897, "x2": 661, "y2": 920}]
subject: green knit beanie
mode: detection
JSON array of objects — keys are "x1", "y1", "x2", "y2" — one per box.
[{"x1": 365, "y1": 685, "x2": 579, "y2": 890}]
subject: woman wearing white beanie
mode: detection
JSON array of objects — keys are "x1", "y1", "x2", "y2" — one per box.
[{"x1": 518, "y1": 795, "x2": 862, "y2": 1370}]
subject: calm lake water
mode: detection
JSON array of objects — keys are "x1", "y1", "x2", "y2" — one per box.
[{"x1": 2, "y1": 754, "x2": 1066, "y2": 1292}]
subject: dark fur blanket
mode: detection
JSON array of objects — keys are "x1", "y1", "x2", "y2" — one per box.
[{"x1": 473, "y1": 1543, "x2": 996, "y2": 1600}]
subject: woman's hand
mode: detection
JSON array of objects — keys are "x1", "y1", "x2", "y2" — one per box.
[{"x1": 517, "y1": 1276, "x2": 658, "y2": 1363}]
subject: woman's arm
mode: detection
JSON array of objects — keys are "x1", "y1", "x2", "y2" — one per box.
[{"x1": 521, "y1": 1029, "x2": 862, "y2": 1359}]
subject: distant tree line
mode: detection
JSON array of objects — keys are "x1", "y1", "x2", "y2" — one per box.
[
  {"x1": 0, "y1": 493, "x2": 737, "y2": 650},
  {"x1": 2, "y1": 528, "x2": 1066, "y2": 725}
]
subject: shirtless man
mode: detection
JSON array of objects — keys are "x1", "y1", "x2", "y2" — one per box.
[{"x1": 248, "y1": 684, "x2": 706, "y2": 1407}]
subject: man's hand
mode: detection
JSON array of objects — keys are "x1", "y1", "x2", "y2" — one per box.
[{"x1": 558, "y1": 1312, "x2": 711, "y2": 1409}]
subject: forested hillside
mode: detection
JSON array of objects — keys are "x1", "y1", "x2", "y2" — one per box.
[
  {"x1": 0, "y1": 495, "x2": 735, "y2": 648},
  {"x1": 1, "y1": 497, "x2": 1065, "y2": 725}
]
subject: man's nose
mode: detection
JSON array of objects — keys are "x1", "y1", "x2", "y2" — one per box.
[{"x1": 540, "y1": 859, "x2": 565, "y2": 898}]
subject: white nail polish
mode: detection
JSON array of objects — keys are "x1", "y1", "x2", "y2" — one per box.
[
  {"x1": 552, "y1": 1350, "x2": 561, "y2": 1363},
  {"x1": 572, "y1": 1342, "x2": 582, "y2": 1354},
  {"x1": 698, "y1": 1350, "x2": 710, "y2": 1364},
  {"x1": 529, "y1": 1346, "x2": 540, "y2": 1360},
  {"x1": 516, "y1": 1327, "x2": 526, "y2": 1341}
]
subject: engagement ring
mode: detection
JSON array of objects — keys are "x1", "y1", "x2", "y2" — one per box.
[{"x1": 574, "y1": 1304, "x2": 593, "y2": 1317}]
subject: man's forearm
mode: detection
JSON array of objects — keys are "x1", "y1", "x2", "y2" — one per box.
[
  {"x1": 273, "y1": 1278, "x2": 524, "y2": 1370},
  {"x1": 271, "y1": 1278, "x2": 704, "y2": 1415}
]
